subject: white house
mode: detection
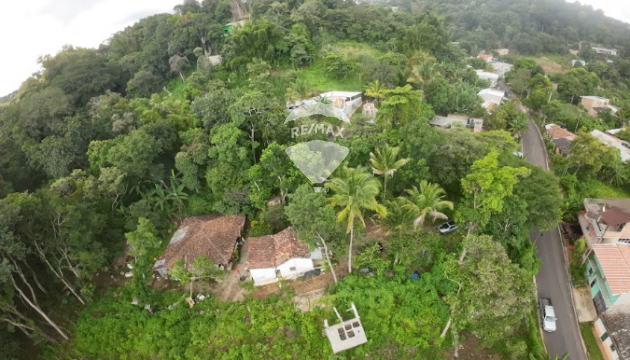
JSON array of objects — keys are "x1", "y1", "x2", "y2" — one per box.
[
  {"x1": 475, "y1": 70, "x2": 499, "y2": 87},
  {"x1": 246, "y1": 228, "x2": 322, "y2": 286},
  {"x1": 319, "y1": 91, "x2": 362, "y2": 116},
  {"x1": 478, "y1": 88, "x2": 505, "y2": 112}
]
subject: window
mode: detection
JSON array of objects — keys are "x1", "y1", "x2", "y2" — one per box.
[
  {"x1": 610, "y1": 344, "x2": 616, "y2": 352},
  {"x1": 590, "y1": 278, "x2": 597, "y2": 287},
  {"x1": 588, "y1": 267, "x2": 594, "y2": 275},
  {"x1": 619, "y1": 238, "x2": 630, "y2": 244},
  {"x1": 601, "y1": 332, "x2": 609, "y2": 341}
]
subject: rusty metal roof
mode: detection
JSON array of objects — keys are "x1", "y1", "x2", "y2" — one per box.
[{"x1": 154, "y1": 215, "x2": 246, "y2": 270}]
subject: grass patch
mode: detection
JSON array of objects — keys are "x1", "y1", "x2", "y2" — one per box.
[
  {"x1": 521, "y1": 55, "x2": 573, "y2": 73},
  {"x1": 302, "y1": 58, "x2": 362, "y2": 92},
  {"x1": 578, "y1": 178, "x2": 630, "y2": 198},
  {"x1": 580, "y1": 323, "x2": 605, "y2": 360}
]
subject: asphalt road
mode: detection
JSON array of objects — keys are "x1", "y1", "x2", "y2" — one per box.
[{"x1": 521, "y1": 109, "x2": 588, "y2": 360}]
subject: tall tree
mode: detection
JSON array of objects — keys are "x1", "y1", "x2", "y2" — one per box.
[
  {"x1": 456, "y1": 152, "x2": 530, "y2": 262},
  {"x1": 369, "y1": 144, "x2": 409, "y2": 201},
  {"x1": 326, "y1": 167, "x2": 386, "y2": 272}
]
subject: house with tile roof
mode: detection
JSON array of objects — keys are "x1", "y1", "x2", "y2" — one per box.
[
  {"x1": 153, "y1": 215, "x2": 246, "y2": 277},
  {"x1": 579, "y1": 198, "x2": 630, "y2": 247},
  {"x1": 545, "y1": 123, "x2": 577, "y2": 156},
  {"x1": 478, "y1": 88, "x2": 505, "y2": 112},
  {"x1": 586, "y1": 243, "x2": 630, "y2": 314},
  {"x1": 246, "y1": 227, "x2": 322, "y2": 285}
]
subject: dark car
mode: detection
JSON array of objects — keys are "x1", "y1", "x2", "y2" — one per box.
[
  {"x1": 438, "y1": 221, "x2": 459, "y2": 234},
  {"x1": 302, "y1": 269, "x2": 321, "y2": 279}
]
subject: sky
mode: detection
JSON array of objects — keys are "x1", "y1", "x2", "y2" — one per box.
[
  {"x1": 0, "y1": 0, "x2": 182, "y2": 96},
  {"x1": 0, "y1": 0, "x2": 629, "y2": 96}
]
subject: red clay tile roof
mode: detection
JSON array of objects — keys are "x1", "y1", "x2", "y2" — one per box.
[
  {"x1": 593, "y1": 243, "x2": 630, "y2": 295},
  {"x1": 155, "y1": 215, "x2": 246, "y2": 270},
  {"x1": 546, "y1": 125, "x2": 577, "y2": 140},
  {"x1": 247, "y1": 228, "x2": 311, "y2": 269}
]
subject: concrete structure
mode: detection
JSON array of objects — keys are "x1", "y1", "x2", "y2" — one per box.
[
  {"x1": 478, "y1": 88, "x2": 505, "y2": 112},
  {"x1": 153, "y1": 215, "x2": 246, "y2": 276},
  {"x1": 475, "y1": 69, "x2": 499, "y2": 87},
  {"x1": 581, "y1": 96, "x2": 618, "y2": 117},
  {"x1": 324, "y1": 303, "x2": 368, "y2": 353},
  {"x1": 430, "y1": 114, "x2": 483, "y2": 132},
  {"x1": 246, "y1": 228, "x2": 322, "y2": 286},
  {"x1": 491, "y1": 61, "x2": 512, "y2": 78},
  {"x1": 593, "y1": 47, "x2": 618, "y2": 56},
  {"x1": 572, "y1": 60, "x2": 587, "y2": 67},
  {"x1": 361, "y1": 102, "x2": 377, "y2": 119},
  {"x1": 597, "y1": 308, "x2": 630, "y2": 360},
  {"x1": 494, "y1": 48, "x2": 509, "y2": 56},
  {"x1": 579, "y1": 198, "x2": 630, "y2": 247},
  {"x1": 590, "y1": 130, "x2": 630, "y2": 163},
  {"x1": 319, "y1": 91, "x2": 362, "y2": 116}
]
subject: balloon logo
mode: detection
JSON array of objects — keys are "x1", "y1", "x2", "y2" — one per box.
[{"x1": 284, "y1": 102, "x2": 351, "y2": 192}]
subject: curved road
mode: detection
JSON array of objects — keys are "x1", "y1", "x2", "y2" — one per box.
[{"x1": 521, "y1": 108, "x2": 588, "y2": 360}]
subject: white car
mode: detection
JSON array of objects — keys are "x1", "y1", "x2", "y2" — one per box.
[
  {"x1": 438, "y1": 221, "x2": 459, "y2": 235},
  {"x1": 540, "y1": 297, "x2": 557, "y2": 332}
]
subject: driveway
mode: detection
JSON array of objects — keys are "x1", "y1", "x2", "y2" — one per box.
[{"x1": 521, "y1": 108, "x2": 588, "y2": 360}]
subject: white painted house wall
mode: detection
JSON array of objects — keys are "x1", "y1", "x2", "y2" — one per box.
[
  {"x1": 595, "y1": 318, "x2": 620, "y2": 360},
  {"x1": 277, "y1": 258, "x2": 315, "y2": 279},
  {"x1": 612, "y1": 292, "x2": 630, "y2": 307},
  {"x1": 250, "y1": 267, "x2": 277, "y2": 286}
]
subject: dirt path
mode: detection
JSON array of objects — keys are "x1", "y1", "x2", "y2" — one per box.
[{"x1": 219, "y1": 240, "x2": 249, "y2": 301}]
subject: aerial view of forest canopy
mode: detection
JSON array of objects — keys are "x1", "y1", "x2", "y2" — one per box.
[{"x1": 1, "y1": 0, "x2": 630, "y2": 359}]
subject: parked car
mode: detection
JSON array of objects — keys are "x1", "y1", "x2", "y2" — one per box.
[
  {"x1": 438, "y1": 221, "x2": 459, "y2": 234},
  {"x1": 539, "y1": 297, "x2": 557, "y2": 332},
  {"x1": 302, "y1": 269, "x2": 321, "y2": 279}
]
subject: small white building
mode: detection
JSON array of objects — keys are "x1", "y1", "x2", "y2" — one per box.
[
  {"x1": 478, "y1": 88, "x2": 505, "y2": 112},
  {"x1": 475, "y1": 69, "x2": 499, "y2": 87},
  {"x1": 319, "y1": 91, "x2": 362, "y2": 116},
  {"x1": 246, "y1": 228, "x2": 322, "y2": 286},
  {"x1": 592, "y1": 47, "x2": 618, "y2": 56},
  {"x1": 594, "y1": 308, "x2": 630, "y2": 360}
]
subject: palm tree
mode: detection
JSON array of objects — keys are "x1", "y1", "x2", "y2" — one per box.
[
  {"x1": 407, "y1": 60, "x2": 437, "y2": 91},
  {"x1": 365, "y1": 80, "x2": 386, "y2": 106},
  {"x1": 401, "y1": 180, "x2": 453, "y2": 230},
  {"x1": 379, "y1": 198, "x2": 414, "y2": 235},
  {"x1": 326, "y1": 167, "x2": 387, "y2": 272},
  {"x1": 508, "y1": 115, "x2": 529, "y2": 139},
  {"x1": 369, "y1": 145, "x2": 409, "y2": 201}
]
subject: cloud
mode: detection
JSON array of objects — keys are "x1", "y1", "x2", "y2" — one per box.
[
  {"x1": 40, "y1": 0, "x2": 107, "y2": 24},
  {"x1": 0, "y1": 0, "x2": 181, "y2": 96}
]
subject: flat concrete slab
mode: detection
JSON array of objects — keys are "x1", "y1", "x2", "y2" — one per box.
[{"x1": 573, "y1": 286, "x2": 597, "y2": 323}]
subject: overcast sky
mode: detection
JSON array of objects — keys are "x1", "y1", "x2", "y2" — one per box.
[{"x1": 0, "y1": 0, "x2": 629, "y2": 96}]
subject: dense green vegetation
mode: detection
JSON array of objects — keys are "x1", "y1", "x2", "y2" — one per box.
[{"x1": 5, "y1": 0, "x2": 629, "y2": 358}]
